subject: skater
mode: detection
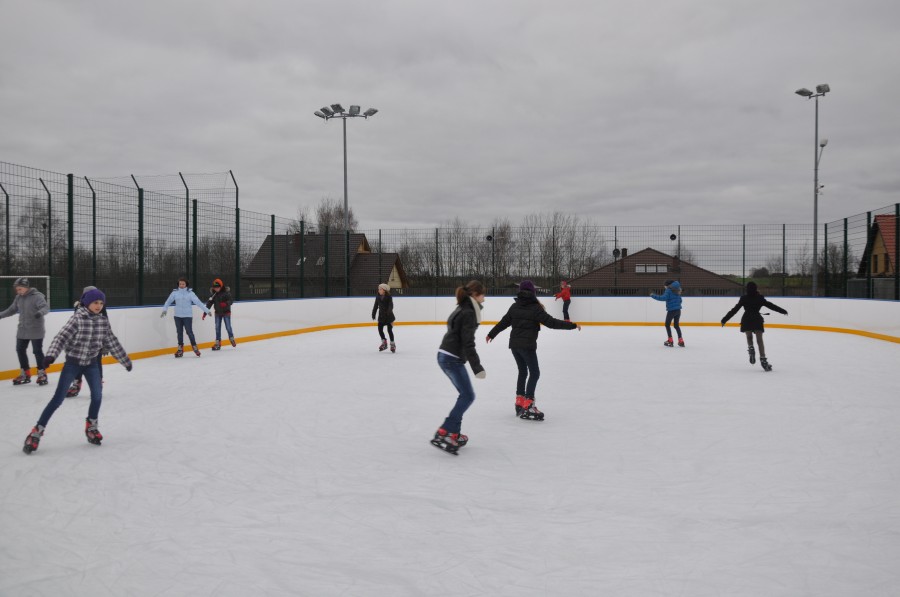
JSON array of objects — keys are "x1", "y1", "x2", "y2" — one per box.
[
  {"x1": 372, "y1": 283, "x2": 396, "y2": 353},
  {"x1": 161, "y1": 277, "x2": 211, "y2": 357},
  {"x1": 66, "y1": 286, "x2": 108, "y2": 397},
  {"x1": 486, "y1": 280, "x2": 580, "y2": 421},
  {"x1": 23, "y1": 288, "x2": 132, "y2": 454},
  {"x1": 650, "y1": 280, "x2": 684, "y2": 347},
  {"x1": 0, "y1": 277, "x2": 49, "y2": 386},
  {"x1": 432, "y1": 280, "x2": 487, "y2": 455},
  {"x1": 204, "y1": 278, "x2": 235, "y2": 350},
  {"x1": 721, "y1": 281, "x2": 788, "y2": 372},
  {"x1": 555, "y1": 280, "x2": 572, "y2": 321}
]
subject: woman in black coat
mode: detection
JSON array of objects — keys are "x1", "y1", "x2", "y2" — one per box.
[
  {"x1": 486, "y1": 280, "x2": 580, "y2": 421},
  {"x1": 721, "y1": 281, "x2": 788, "y2": 371},
  {"x1": 372, "y1": 283, "x2": 396, "y2": 352}
]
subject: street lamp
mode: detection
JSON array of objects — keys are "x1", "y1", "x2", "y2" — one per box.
[
  {"x1": 795, "y1": 83, "x2": 830, "y2": 296},
  {"x1": 313, "y1": 103, "x2": 378, "y2": 233}
]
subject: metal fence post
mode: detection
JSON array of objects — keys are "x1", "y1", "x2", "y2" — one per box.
[
  {"x1": 324, "y1": 226, "x2": 330, "y2": 298},
  {"x1": 1, "y1": 182, "x2": 9, "y2": 275},
  {"x1": 67, "y1": 174, "x2": 74, "y2": 305},
  {"x1": 138, "y1": 188, "x2": 144, "y2": 305},
  {"x1": 179, "y1": 173, "x2": 190, "y2": 278},
  {"x1": 866, "y1": 211, "x2": 872, "y2": 298},
  {"x1": 299, "y1": 221, "x2": 305, "y2": 298},
  {"x1": 231, "y1": 170, "x2": 240, "y2": 301},
  {"x1": 434, "y1": 228, "x2": 439, "y2": 295},
  {"x1": 782, "y1": 224, "x2": 786, "y2": 296},
  {"x1": 378, "y1": 229, "x2": 382, "y2": 289},
  {"x1": 39, "y1": 178, "x2": 52, "y2": 281},
  {"x1": 192, "y1": 199, "x2": 198, "y2": 284},
  {"x1": 84, "y1": 178, "x2": 97, "y2": 285},
  {"x1": 345, "y1": 229, "x2": 350, "y2": 297},
  {"x1": 823, "y1": 223, "x2": 829, "y2": 297},
  {"x1": 843, "y1": 218, "x2": 848, "y2": 297},
  {"x1": 742, "y1": 224, "x2": 746, "y2": 288},
  {"x1": 270, "y1": 214, "x2": 275, "y2": 300}
]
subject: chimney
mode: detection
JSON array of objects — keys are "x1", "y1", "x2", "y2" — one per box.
[{"x1": 620, "y1": 248, "x2": 627, "y2": 272}]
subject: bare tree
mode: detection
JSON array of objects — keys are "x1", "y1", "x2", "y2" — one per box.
[{"x1": 315, "y1": 197, "x2": 357, "y2": 232}]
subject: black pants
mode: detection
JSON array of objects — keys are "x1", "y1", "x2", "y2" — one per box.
[
  {"x1": 378, "y1": 322, "x2": 394, "y2": 342},
  {"x1": 16, "y1": 338, "x2": 45, "y2": 371},
  {"x1": 665, "y1": 309, "x2": 682, "y2": 339},
  {"x1": 562, "y1": 300, "x2": 571, "y2": 320},
  {"x1": 511, "y1": 348, "x2": 540, "y2": 399}
]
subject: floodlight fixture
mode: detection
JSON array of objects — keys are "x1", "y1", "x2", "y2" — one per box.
[
  {"x1": 330, "y1": 103, "x2": 345, "y2": 113},
  {"x1": 363, "y1": 108, "x2": 378, "y2": 117},
  {"x1": 815, "y1": 83, "x2": 830, "y2": 94},
  {"x1": 349, "y1": 105, "x2": 360, "y2": 116},
  {"x1": 314, "y1": 111, "x2": 326, "y2": 119},
  {"x1": 819, "y1": 138, "x2": 828, "y2": 148},
  {"x1": 321, "y1": 106, "x2": 334, "y2": 116},
  {"x1": 795, "y1": 88, "x2": 813, "y2": 97}
]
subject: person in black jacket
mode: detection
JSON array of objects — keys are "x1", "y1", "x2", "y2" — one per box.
[
  {"x1": 432, "y1": 280, "x2": 487, "y2": 454},
  {"x1": 204, "y1": 278, "x2": 236, "y2": 350},
  {"x1": 486, "y1": 280, "x2": 580, "y2": 421},
  {"x1": 721, "y1": 281, "x2": 788, "y2": 371},
  {"x1": 372, "y1": 283, "x2": 396, "y2": 352}
]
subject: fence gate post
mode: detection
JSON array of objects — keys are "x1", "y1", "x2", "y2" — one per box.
[{"x1": 67, "y1": 174, "x2": 74, "y2": 305}]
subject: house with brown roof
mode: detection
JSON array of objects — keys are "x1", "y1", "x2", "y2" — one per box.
[
  {"x1": 242, "y1": 232, "x2": 409, "y2": 297},
  {"x1": 567, "y1": 248, "x2": 744, "y2": 296},
  {"x1": 857, "y1": 214, "x2": 897, "y2": 277}
]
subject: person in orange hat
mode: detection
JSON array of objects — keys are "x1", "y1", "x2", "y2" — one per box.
[{"x1": 205, "y1": 278, "x2": 235, "y2": 350}]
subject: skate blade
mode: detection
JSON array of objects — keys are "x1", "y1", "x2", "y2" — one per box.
[
  {"x1": 87, "y1": 438, "x2": 102, "y2": 445},
  {"x1": 429, "y1": 439, "x2": 459, "y2": 455}
]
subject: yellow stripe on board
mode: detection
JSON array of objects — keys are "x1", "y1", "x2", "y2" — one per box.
[{"x1": 2, "y1": 321, "x2": 896, "y2": 380}]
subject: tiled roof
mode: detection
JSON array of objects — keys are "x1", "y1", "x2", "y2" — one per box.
[
  {"x1": 875, "y1": 214, "x2": 897, "y2": 267},
  {"x1": 243, "y1": 233, "x2": 370, "y2": 278}
]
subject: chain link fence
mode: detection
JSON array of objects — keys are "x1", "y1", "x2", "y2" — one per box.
[{"x1": 2, "y1": 160, "x2": 898, "y2": 307}]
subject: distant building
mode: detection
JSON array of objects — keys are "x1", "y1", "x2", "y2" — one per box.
[
  {"x1": 857, "y1": 214, "x2": 897, "y2": 277},
  {"x1": 568, "y1": 247, "x2": 744, "y2": 296},
  {"x1": 243, "y1": 232, "x2": 409, "y2": 297}
]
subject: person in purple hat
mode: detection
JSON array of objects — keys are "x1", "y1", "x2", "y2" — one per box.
[{"x1": 486, "y1": 280, "x2": 580, "y2": 421}]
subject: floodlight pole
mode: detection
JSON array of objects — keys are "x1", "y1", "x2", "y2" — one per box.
[{"x1": 796, "y1": 85, "x2": 829, "y2": 296}]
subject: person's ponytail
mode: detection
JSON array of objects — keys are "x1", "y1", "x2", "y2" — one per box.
[{"x1": 455, "y1": 280, "x2": 485, "y2": 304}]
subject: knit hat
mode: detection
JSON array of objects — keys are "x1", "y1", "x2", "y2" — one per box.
[
  {"x1": 13, "y1": 277, "x2": 29, "y2": 288},
  {"x1": 213, "y1": 278, "x2": 224, "y2": 288},
  {"x1": 519, "y1": 280, "x2": 536, "y2": 293},
  {"x1": 81, "y1": 288, "x2": 106, "y2": 306},
  {"x1": 378, "y1": 283, "x2": 390, "y2": 292}
]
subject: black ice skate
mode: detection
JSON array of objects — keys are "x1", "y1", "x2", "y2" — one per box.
[
  {"x1": 175, "y1": 345, "x2": 184, "y2": 358},
  {"x1": 430, "y1": 428, "x2": 460, "y2": 455},
  {"x1": 748, "y1": 346, "x2": 756, "y2": 364},
  {"x1": 390, "y1": 342, "x2": 396, "y2": 353},
  {"x1": 229, "y1": 336, "x2": 236, "y2": 347},
  {"x1": 760, "y1": 357, "x2": 772, "y2": 372},
  {"x1": 23, "y1": 425, "x2": 45, "y2": 454},
  {"x1": 191, "y1": 345, "x2": 201, "y2": 357},
  {"x1": 677, "y1": 338, "x2": 685, "y2": 347},
  {"x1": 66, "y1": 379, "x2": 82, "y2": 398},
  {"x1": 12, "y1": 369, "x2": 31, "y2": 385},
  {"x1": 663, "y1": 337, "x2": 674, "y2": 347},
  {"x1": 212, "y1": 340, "x2": 221, "y2": 351},
  {"x1": 36, "y1": 369, "x2": 48, "y2": 385},
  {"x1": 379, "y1": 339, "x2": 388, "y2": 352},
  {"x1": 518, "y1": 398, "x2": 545, "y2": 421},
  {"x1": 85, "y1": 418, "x2": 102, "y2": 445}
]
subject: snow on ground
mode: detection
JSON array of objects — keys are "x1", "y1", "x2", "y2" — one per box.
[{"x1": 2, "y1": 324, "x2": 899, "y2": 597}]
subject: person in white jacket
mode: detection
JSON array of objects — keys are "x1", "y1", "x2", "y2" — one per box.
[{"x1": 161, "y1": 277, "x2": 211, "y2": 357}]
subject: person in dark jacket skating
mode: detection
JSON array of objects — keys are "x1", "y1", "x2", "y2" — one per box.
[
  {"x1": 486, "y1": 280, "x2": 580, "y2": 421},
  {"x1": 432, "y1": 280, "x2": 487, "y2": 454},
  {"x1": 372, "y1": 283, "x2": 396, "y2": 353},
  {"x1": 721, "y1": 281, "x2": 788, "y2": 371},
  {"x1": 0, "y1": 277, "x2": 50, "y2": 385},
  {"x1": 650, "y1": 280, "x2": 684, "y2": 347},
  {"x1": 204, "y1": 278, "x2": 236, "y2": 350}
]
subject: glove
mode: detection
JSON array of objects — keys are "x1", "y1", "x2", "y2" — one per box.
[
  {"x1": 475, "y1": 370, "x2": 486, "y2": 379},
  {"x1": 125, "y1": 363, "x2": 133, "y2": 372},
  {"x1": 160, "y1": 311, "x2": 167, "y2": 318},
  {"x1": 202, "y1": 313, "x2": 207, "y2": 320},
  {"x1": 35, "y1": 313, "x2": 42, "y2": 319},
  {"x1": 42, "y1": 356, "x2": 55, "y2": 369}
]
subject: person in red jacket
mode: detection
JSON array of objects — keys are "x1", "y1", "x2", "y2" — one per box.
[
  {"x1": 554, "y1": 280, "x2": 572, "y2": 321},
  {"x1": 204, "y1": 278, "x2": 235, "y2": 350}
]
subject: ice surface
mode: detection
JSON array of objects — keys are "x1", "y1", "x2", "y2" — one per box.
[{"x1": 2, "y1": 325, "x2": 899, "y2": 596}]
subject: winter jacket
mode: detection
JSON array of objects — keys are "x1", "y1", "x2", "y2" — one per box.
[
  {"x1": 487, "y1": 290, "x2": 577, "y2": 350},
  {"x1": 555, "y1": 287, "x2": 571, "y2": 302},
  {"x1": 438, "y1": 297, "x2": 484, "y2": 375},
  {"x1": 722, "y1": 293, "x2": 787, "y2": 331},
  {"x1": 651, "y1": 281, "x2": 683, "y2": 311},
  {"x1": 206, "y1": 287, "x2": 233, "y2": 316},
  {"x1": 46, "y1": 306, "x2": 131, "y2": 368},
  {"x1": 0, "y1": 288, "x2": 49, "y2": 339},
  {"x1": 372, "y1": 294, "x2": 395, "y2": 324},
  {"x1": 162, "y1": 287, "x2": 211, "y2": 318}
]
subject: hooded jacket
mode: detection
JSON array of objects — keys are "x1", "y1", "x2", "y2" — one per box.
[
  {"x1": 651, "y1": 281, "x2": 683, "y2": 311},
  {"x1": 487, "y1": 290, "x2": 577, "y2": 350},
  {"x1": 438, "y1": 296, "x2": 484, "y2": 375},
  {"x1": 162, "y1": 287, "x2": 211, "y2": 318},
  {"x1": 206, "y1": 286, "x2": 233, "y2": 316},
  {"x1": 0, "y1": 288, "x2": 50, "y2": 339}
]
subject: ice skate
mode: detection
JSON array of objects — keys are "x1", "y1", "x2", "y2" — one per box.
[
  {"x1": 430, "y1": 428, "x2": 460, "y2": 455},
  {"x1": 23, "y1": 425, "x2": 44, "y2": 454},
  {"x1": 677, "y1": 338, "x2": 685, "y2": 347},
  {"x1": 85, "y1": 418, "x2": 103, "y2": 445},
  {"x1": 211, "y1": 340, "x2": 221, "y2": 351},
  {"x1": 12, "y1": 369, "x2": 31, "y2": 385},
  {"x1": 518, "y1": 398, "x2": 544, "y2": 421},
  {"x1": 760, "y1": 357, "x2": 772, "y2": 372},
  {"x1": 515, "y1": 395, "x2": 527, "y2": 416},
  {"x1": 748, "y1": 346, "x2": 756, "y2": 365},
  {"x1": 192, "y1": 345, "x2": 201, "y2": 357},
  {"x1": 66, "y1": 379, "x2": 82, "y2": 398},
  {"x1": 390, "y1": 342, "x2": 396, "y2": 353},
  {"x1": 663, "y1": 337, "x2": 674, "y2": 347},
  {"x1": 36, "y1": 369, "x2": 49, "y2": 385},
  {"x1": 174, "y1": 345, "x2": 184, "y2": 358},
  {"x1": 229, "y1": 336, "x2": 236, "y2": 347},
  {"x1": 378, "y1": 339, "x2": 388, "y2": 352}
]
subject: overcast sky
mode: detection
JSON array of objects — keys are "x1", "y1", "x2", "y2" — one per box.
[{"x1": 2, "y1": 0, "x2": 899, "y2": 231}]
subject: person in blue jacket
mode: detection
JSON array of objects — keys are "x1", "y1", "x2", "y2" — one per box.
[
  {"x1": 161, "y1": 277, "x2": 211, "y2": 357},
  {"x1": 650, "y1": 280, "x2": 684, "y2": 347}
]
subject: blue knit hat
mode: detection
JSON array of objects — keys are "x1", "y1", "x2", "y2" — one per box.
[{"x1": 81, "y1": 288, "x2": 106, "y2": 306}]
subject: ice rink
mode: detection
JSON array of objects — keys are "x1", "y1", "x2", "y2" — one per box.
[{"x1": 2, "y1": 323, "x2": 899, "y2": 596}]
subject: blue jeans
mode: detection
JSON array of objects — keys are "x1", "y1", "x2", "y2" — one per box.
[
  {"x1": 16, "y1": 338, "x2": 45, "y2": 371},
  {"x1": 665, "y1": 309, "x2": 682, "y2": 339},
  {"x1": 562, "y1": 299, "x2": 571, "y2": 320},
  {"x1": 215, "y1": 315, "x2": 234, "y2": 341},
  {"x1": 511, "y1": 348, "x2": 540, "y2": 399},
  {"x1": 38, "y1": 356, "x2": 104, "y2": 427},
  {"x1": 437, "y1": 352, "x2": 475, "y2": 434},
  {"x1": 174, "y1": 316, "x2": 197, "y2": 346}
]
